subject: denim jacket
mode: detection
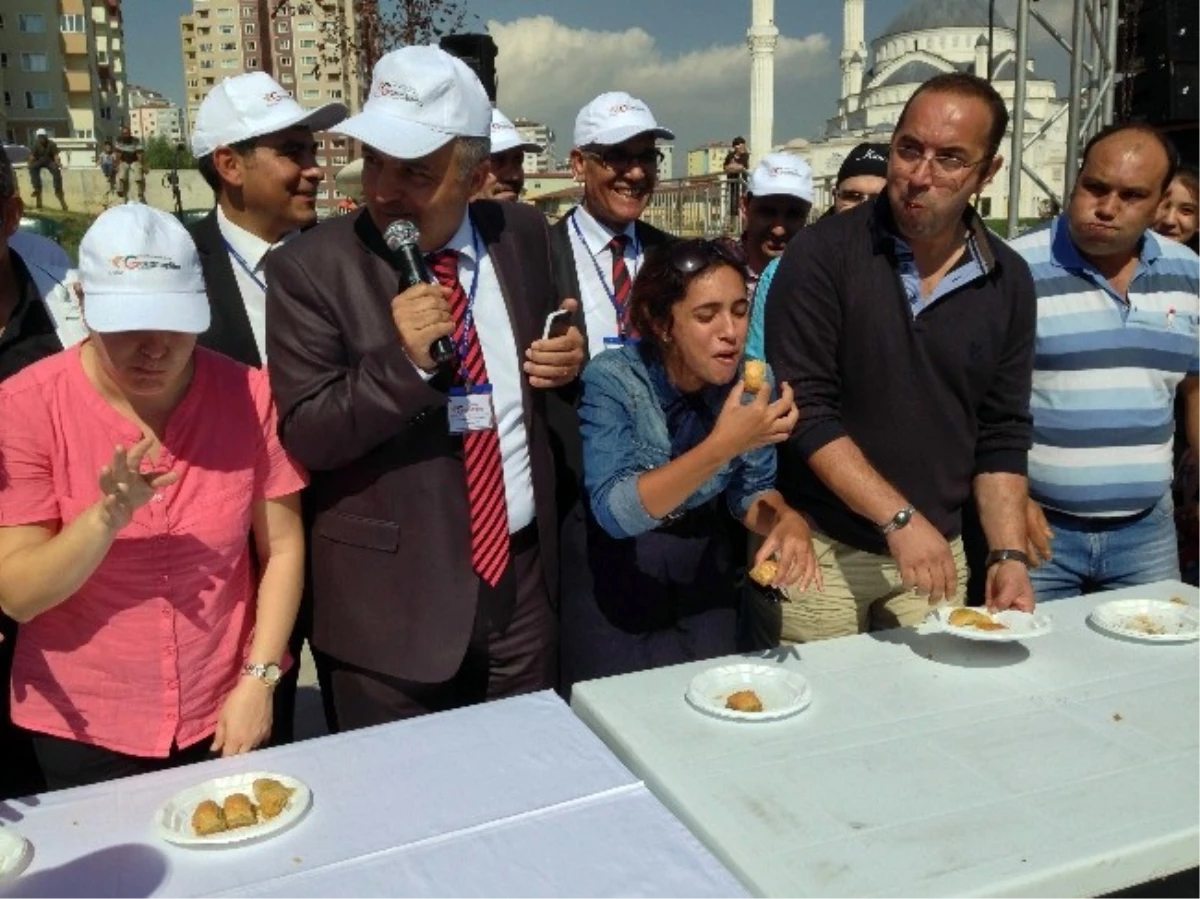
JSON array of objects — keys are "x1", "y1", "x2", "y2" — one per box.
[{"x1": 579, "y1": 343, "x2": 777, "y2": 539}]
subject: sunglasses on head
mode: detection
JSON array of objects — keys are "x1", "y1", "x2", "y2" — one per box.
[{"x1": 667, "y1": 238, "x2": 747, "y2": 275}]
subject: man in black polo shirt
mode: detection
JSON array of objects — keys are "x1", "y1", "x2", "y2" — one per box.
[
  {"x1": 0, "y1": 145, "x2": 86, "y2": 798},
  {"x1": 757, "y1": 73, "x2": 1037, "y2": 644}
]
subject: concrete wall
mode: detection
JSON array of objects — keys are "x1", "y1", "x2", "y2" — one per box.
[{"x1": 12, "y1": 164, "x2": 214, "y2": 215}]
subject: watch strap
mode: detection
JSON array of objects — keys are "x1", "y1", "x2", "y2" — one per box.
[
  {"x1": 986, "y1": 549, "x2": 1030, "y2": 568},
  {"x1": 879, "y1": 505, "x2": 915, "y2": 535}
]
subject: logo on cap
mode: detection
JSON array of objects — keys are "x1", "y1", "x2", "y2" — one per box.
[
  {"x1": 769, "y1": 166, "x2": 804, "y2": 178},
  {"x1": 859, "y1": 148, "x2": 888, "y2": 163},
  {"x1": 373, "y1": 81, "x2": 421, "y2": 104},
  {"x1": 607, "y1": 102, "x2": 649, "y2": 117},
  {"x1": 109, "y1": 255, "x2": 183, "y2": 273},
  {"x1": 263, "y1": 90, "x2": 290, "y2": 106}
]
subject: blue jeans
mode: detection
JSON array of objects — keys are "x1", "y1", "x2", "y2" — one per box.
[{"x1": 1030, "y1": 493, "x2": 1180, "y2": 601}]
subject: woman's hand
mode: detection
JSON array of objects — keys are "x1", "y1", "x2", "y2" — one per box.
[
  {"x1": 709, "y1": 380, "x2": 798, "y2": 461},
  {"x1": 212, "y1": 677, "x2": 273, "y2": 757},
  {"x1": 96, "y1": 434, "x2": 179, "y2": 532},
  {"x1": 753, "y1": 509, "x2": 822, "y2": 591}
]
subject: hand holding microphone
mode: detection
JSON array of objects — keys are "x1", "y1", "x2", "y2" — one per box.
[{"x1": 384, "y1": 220, "x2": 457, "y2": 372}]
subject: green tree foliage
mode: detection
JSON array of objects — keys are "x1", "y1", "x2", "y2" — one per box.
[{"x1": 142, "y1": 136, "x2": 197, "y2": 171}]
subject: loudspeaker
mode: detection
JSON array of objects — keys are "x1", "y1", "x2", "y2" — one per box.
[
  {"x1": 1130, "y1": 61, "x2": 1198, "y2": 123},
  {"x1": 1136, "y1": 0, "x2": 1198, "y2": 65},
  {"x1": 439, "y1": 33, "x2": 498, "y2": 102}
]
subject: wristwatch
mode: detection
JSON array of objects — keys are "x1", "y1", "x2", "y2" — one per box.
[
  {"x1": 879, "y1": 505, "x2": 915, "y2": 535},
  {"x1": 242, "y1": 662, "x2": 283, "y2": 687},
  {"x1": 986, "y1": 549, "x2": 1030, "y2": 568}
]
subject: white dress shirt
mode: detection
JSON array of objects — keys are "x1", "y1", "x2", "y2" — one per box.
[
  {"x1": 438, "y1": 212, "x2": 535, "y2": 533},
  {"x1": 566, "y1": 205, "x2": 643, "y2": 358},
  {"x1": 216, "y1": 206, "x2": 292, "y2": 362}
]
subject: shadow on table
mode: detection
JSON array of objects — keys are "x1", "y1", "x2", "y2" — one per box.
[
  {"x1": 0, "y1": 795, "x2": 41, "y2": 825},
  {"x1": 2, "y1": 843, "x2": 168, "y2": 898},
  {"x1": 866, "y1": 626, "x2": 1031, "y2": 667}
]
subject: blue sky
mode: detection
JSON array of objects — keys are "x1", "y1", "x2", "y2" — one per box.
[{"x1": 125, "y1": 0, "x2": 1070, "y2": 170}]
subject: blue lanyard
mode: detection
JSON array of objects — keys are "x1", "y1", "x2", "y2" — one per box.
[
  {"x1": 570, "y1": 209, "x2": 639, "y2": 338},
  {"x1": 440, "y1": 223, "x2": 483, "y2": 385},
  {"x1": 223, "y1": 239, "x2": 268, "y2": 293}
]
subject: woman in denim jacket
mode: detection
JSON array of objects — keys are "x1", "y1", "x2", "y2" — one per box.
[{"x1": 570, "y1": 239, "x2": 819, "y2": 684}]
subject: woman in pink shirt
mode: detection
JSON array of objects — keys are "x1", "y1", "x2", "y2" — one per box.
[{"x1": 0, "y1": 204, "x2": 307, "y2": 790}]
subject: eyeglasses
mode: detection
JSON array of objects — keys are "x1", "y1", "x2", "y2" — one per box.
[
  {"x1": 891, "y1": 143, "x2": 985, "y2": 180},
  {"x1": 582, "y1": 146, "x2": 665, "y2": 172},
  {"x1": 835, "y1": 188, "x2": 879, "y2": 206},
  {"x1": 667, "y1": 238, "x2": 746, "y2": 275}
]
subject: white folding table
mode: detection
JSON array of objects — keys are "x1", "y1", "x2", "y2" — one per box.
[
  {"x1": 0, "y1": 691, "x2": 746, "y2": 897},
  {"x1": 571, "y1": 581, "x2": 1200, "y2": 897}
]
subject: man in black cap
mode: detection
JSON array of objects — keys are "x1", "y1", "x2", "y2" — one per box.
[
  {"x1": 829, "y1": 142, "x2": 889, "y2": 215},
  {"x1": 723, "y1": 136, "x2": 750, "y2": 218}
]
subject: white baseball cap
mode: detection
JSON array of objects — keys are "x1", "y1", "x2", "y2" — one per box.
[
  {"x1": 333, "y1": 45, "x2": 491, "y2": 161},
  {"x1": 35, "y1": 128, "x2": 48, "y2": 137},
  {"x1": 191, "y1": 71, "x2": 347, "y2": 158},
  {"x1": 79, "y1": 205, "x2": 210, "y2": 334},
  {"x1": 490, "y1": 108, "x2": 542, "y2": 155},
  {"x1": 747, "y1": 152, "x2": 815, "y2": 203},
  {"x1": 574, "y1": 91, "x2": 674, "y2": 148}
]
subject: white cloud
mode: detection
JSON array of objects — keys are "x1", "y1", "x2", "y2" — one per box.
[{"x1": 488, "y1": 15, "x2": 831, "y2": 158}]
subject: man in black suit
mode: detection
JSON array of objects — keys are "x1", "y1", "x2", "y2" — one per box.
[
  {"x1": 546, "y1": 92, "x2": 676, "y2": 693},
  {"x1": 187, "y1": 71, "x2": 347, "y2": 744},
  {"x1": 265, "y1": 46, "x2": 584, "y2": 728}
]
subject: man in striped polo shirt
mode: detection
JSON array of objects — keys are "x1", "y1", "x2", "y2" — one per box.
[{"x1": 1010, "y1": 122, "x2": 1199, "y2": 600}]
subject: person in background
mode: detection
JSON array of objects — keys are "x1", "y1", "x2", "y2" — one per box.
[
  {"x1": 114, "y1": 126, "x2": 143, "y2": 204},
  {"x1": 98, "y1": 140, "x2": 117, "y2": 196},
  {"x1": 28, "y1": 129, "x2": 67, "y2": 212},
  {"x1": 0, "y1": 204, "x2": 307, "y2": 791},
  {"x1": 567, "y1": 238, "x2": 816, "y2": 687},
  {"x1": 1010, "y1": 123, "x2": 1198, "y2": 599},
  {"x1": 477, "y1": 108, "x2": 543, "y2": 203},
  {"x1": 723, "y1": 136, "x2": 750, "y2": 219},
  {"x1": 187, "y1": 70, "x2": 347, "y2": 743},
  {"x1": 1155, "y1": 164, "x2": 1200, "y2": 586},
  {"x1": 740, "y1": 153, "x2": 814, "y2": 360}
]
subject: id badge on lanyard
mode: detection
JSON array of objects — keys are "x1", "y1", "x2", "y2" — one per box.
[{"x1": 448, "y1": 385, "x2": 497, "y2": 434}]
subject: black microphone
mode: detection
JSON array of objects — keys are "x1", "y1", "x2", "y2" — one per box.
[{"x1": 383, "y1": 220, "x2": 457, "y2": 368}]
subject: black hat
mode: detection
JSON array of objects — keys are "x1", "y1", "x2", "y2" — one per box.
[{"x1": 836, "y1": 142, "x2": 890, "y2": 186}]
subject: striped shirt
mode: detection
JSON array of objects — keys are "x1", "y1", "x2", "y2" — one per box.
[{"x1": 1009, "y1": 217, "x2": 1199, "y2": 517}]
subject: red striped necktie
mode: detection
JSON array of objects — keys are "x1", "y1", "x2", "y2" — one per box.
[
  {"x1": 427, "y1": 249, "x2": 511, "y2": 588},
  {"x1": 608, "y1": 234, "x2": 632, "y2": 337}
]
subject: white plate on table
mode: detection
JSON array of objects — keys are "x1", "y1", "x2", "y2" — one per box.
[
  {"x1": 0, "y1": 826, "x2": 32, "y2": 882},
  {"x1": 153, "y1": 771, "x2": 311, "y2": 848},
  {"x1": 685, "y1": 663, "x2": 812, "y2": 722},
  {"x1": 1088, "y1": 599, "x2": 1199, "y2": 643},
  {"x1": 931, "y1": 606, "x2": 1053, "y2": 642}
]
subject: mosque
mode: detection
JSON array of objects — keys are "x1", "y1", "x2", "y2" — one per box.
[{"x1": 784, "y1": 0, "x2": 1069, "y2": 221}]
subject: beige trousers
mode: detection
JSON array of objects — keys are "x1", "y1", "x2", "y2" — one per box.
[{"x1": 747, "y1": 531, "x2": 968, "y2": 645}]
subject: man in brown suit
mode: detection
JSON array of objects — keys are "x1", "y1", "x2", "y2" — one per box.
[{"x1": 265, "y1": 46, "x2": 583, "y2": 729}]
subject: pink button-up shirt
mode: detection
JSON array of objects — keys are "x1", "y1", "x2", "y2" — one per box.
[{"x1": 0, "y1": 345, "x2": 307, "y2": 757}]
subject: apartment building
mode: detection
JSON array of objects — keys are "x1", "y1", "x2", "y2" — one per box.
[
  {"x1": 686, "y1": 142, "x2": 733, "y2": 178},
  {"x1": 181, "y1": 0, "x2": 361, "y2": 212},
  {"x1": 128, "y1": 86, "x2": 186, "y2": 146},
  {"x1": 0, "y1": 0, "x2": 127, "y2": 159},
  {"x1": 512, "y1": 117, "x2": 553, "y2": 175}
]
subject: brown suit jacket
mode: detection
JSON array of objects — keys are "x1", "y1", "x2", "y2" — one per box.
[{"x1": 265, "y1": 202, "x2": 561, "y2": 683}]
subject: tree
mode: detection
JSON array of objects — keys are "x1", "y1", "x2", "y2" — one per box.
[
  {"x1": 270, "y1": 0, "x2": 473, "y2": 106},
  {"x1": 142, "y1": 135, "x2": 197, "y2": 171}
]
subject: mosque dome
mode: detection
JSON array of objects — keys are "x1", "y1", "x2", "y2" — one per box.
[{"x1": 881, "y1": 0, "x2": 1006, "y2": 39}]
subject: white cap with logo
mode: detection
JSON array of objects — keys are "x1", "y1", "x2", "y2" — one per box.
[
  {"x1": 333, "y1": 45, "x2": 491, "y2": 161},
  {"x1": 573, "y1": 91, "x2": 674, "y2": 148},
  {"x1": 490, "y1": 108, "x2": 542, "y2": 155},
  {"x1": 79, "y1": 205, "x2": 210, "y2": 334},
  {"x1": 191, "y1": 71, "x2": 348, "y2": 158},
  {"x1": 747, "y1": 152, "x2": 815, "y2": 203}
]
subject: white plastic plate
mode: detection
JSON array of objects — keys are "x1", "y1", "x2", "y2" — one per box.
[
  {"x1": 931, "y1": 606, "x2": 1054, "y2": 642},
  {"x1": 153, "y1": 771, "x2": 311, "y2": 847},
  {"x1": 685, "y1": 663, "x2": 813, "y2": 722},
  {"x1": 0, "y1": 826, "x2": 32, "y2": 882},
  {"x1": 1089, "y1": 599, "x2": 1199, "y2": 643}
]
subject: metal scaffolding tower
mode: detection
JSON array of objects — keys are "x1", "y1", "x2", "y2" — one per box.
[{"x1": 1006, "y1": 0, "x2": 1122, "y2": 236}]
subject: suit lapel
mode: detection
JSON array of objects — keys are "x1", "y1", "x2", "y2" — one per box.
[{"x1": 191, "y1": 211, "x2": 262, "y2": 368}]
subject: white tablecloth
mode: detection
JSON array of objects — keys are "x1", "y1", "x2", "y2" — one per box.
[
  {"x1": 0, "y1": 691, "x2": 746, "y2": 897},
  {"x1": 571, "y1": 581, "x2": 1200, "y2": 898}
]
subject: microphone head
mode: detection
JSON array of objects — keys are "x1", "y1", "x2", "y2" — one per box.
[{"x1": 383, "y1": 220, "x2": 420, "y2": 252}]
